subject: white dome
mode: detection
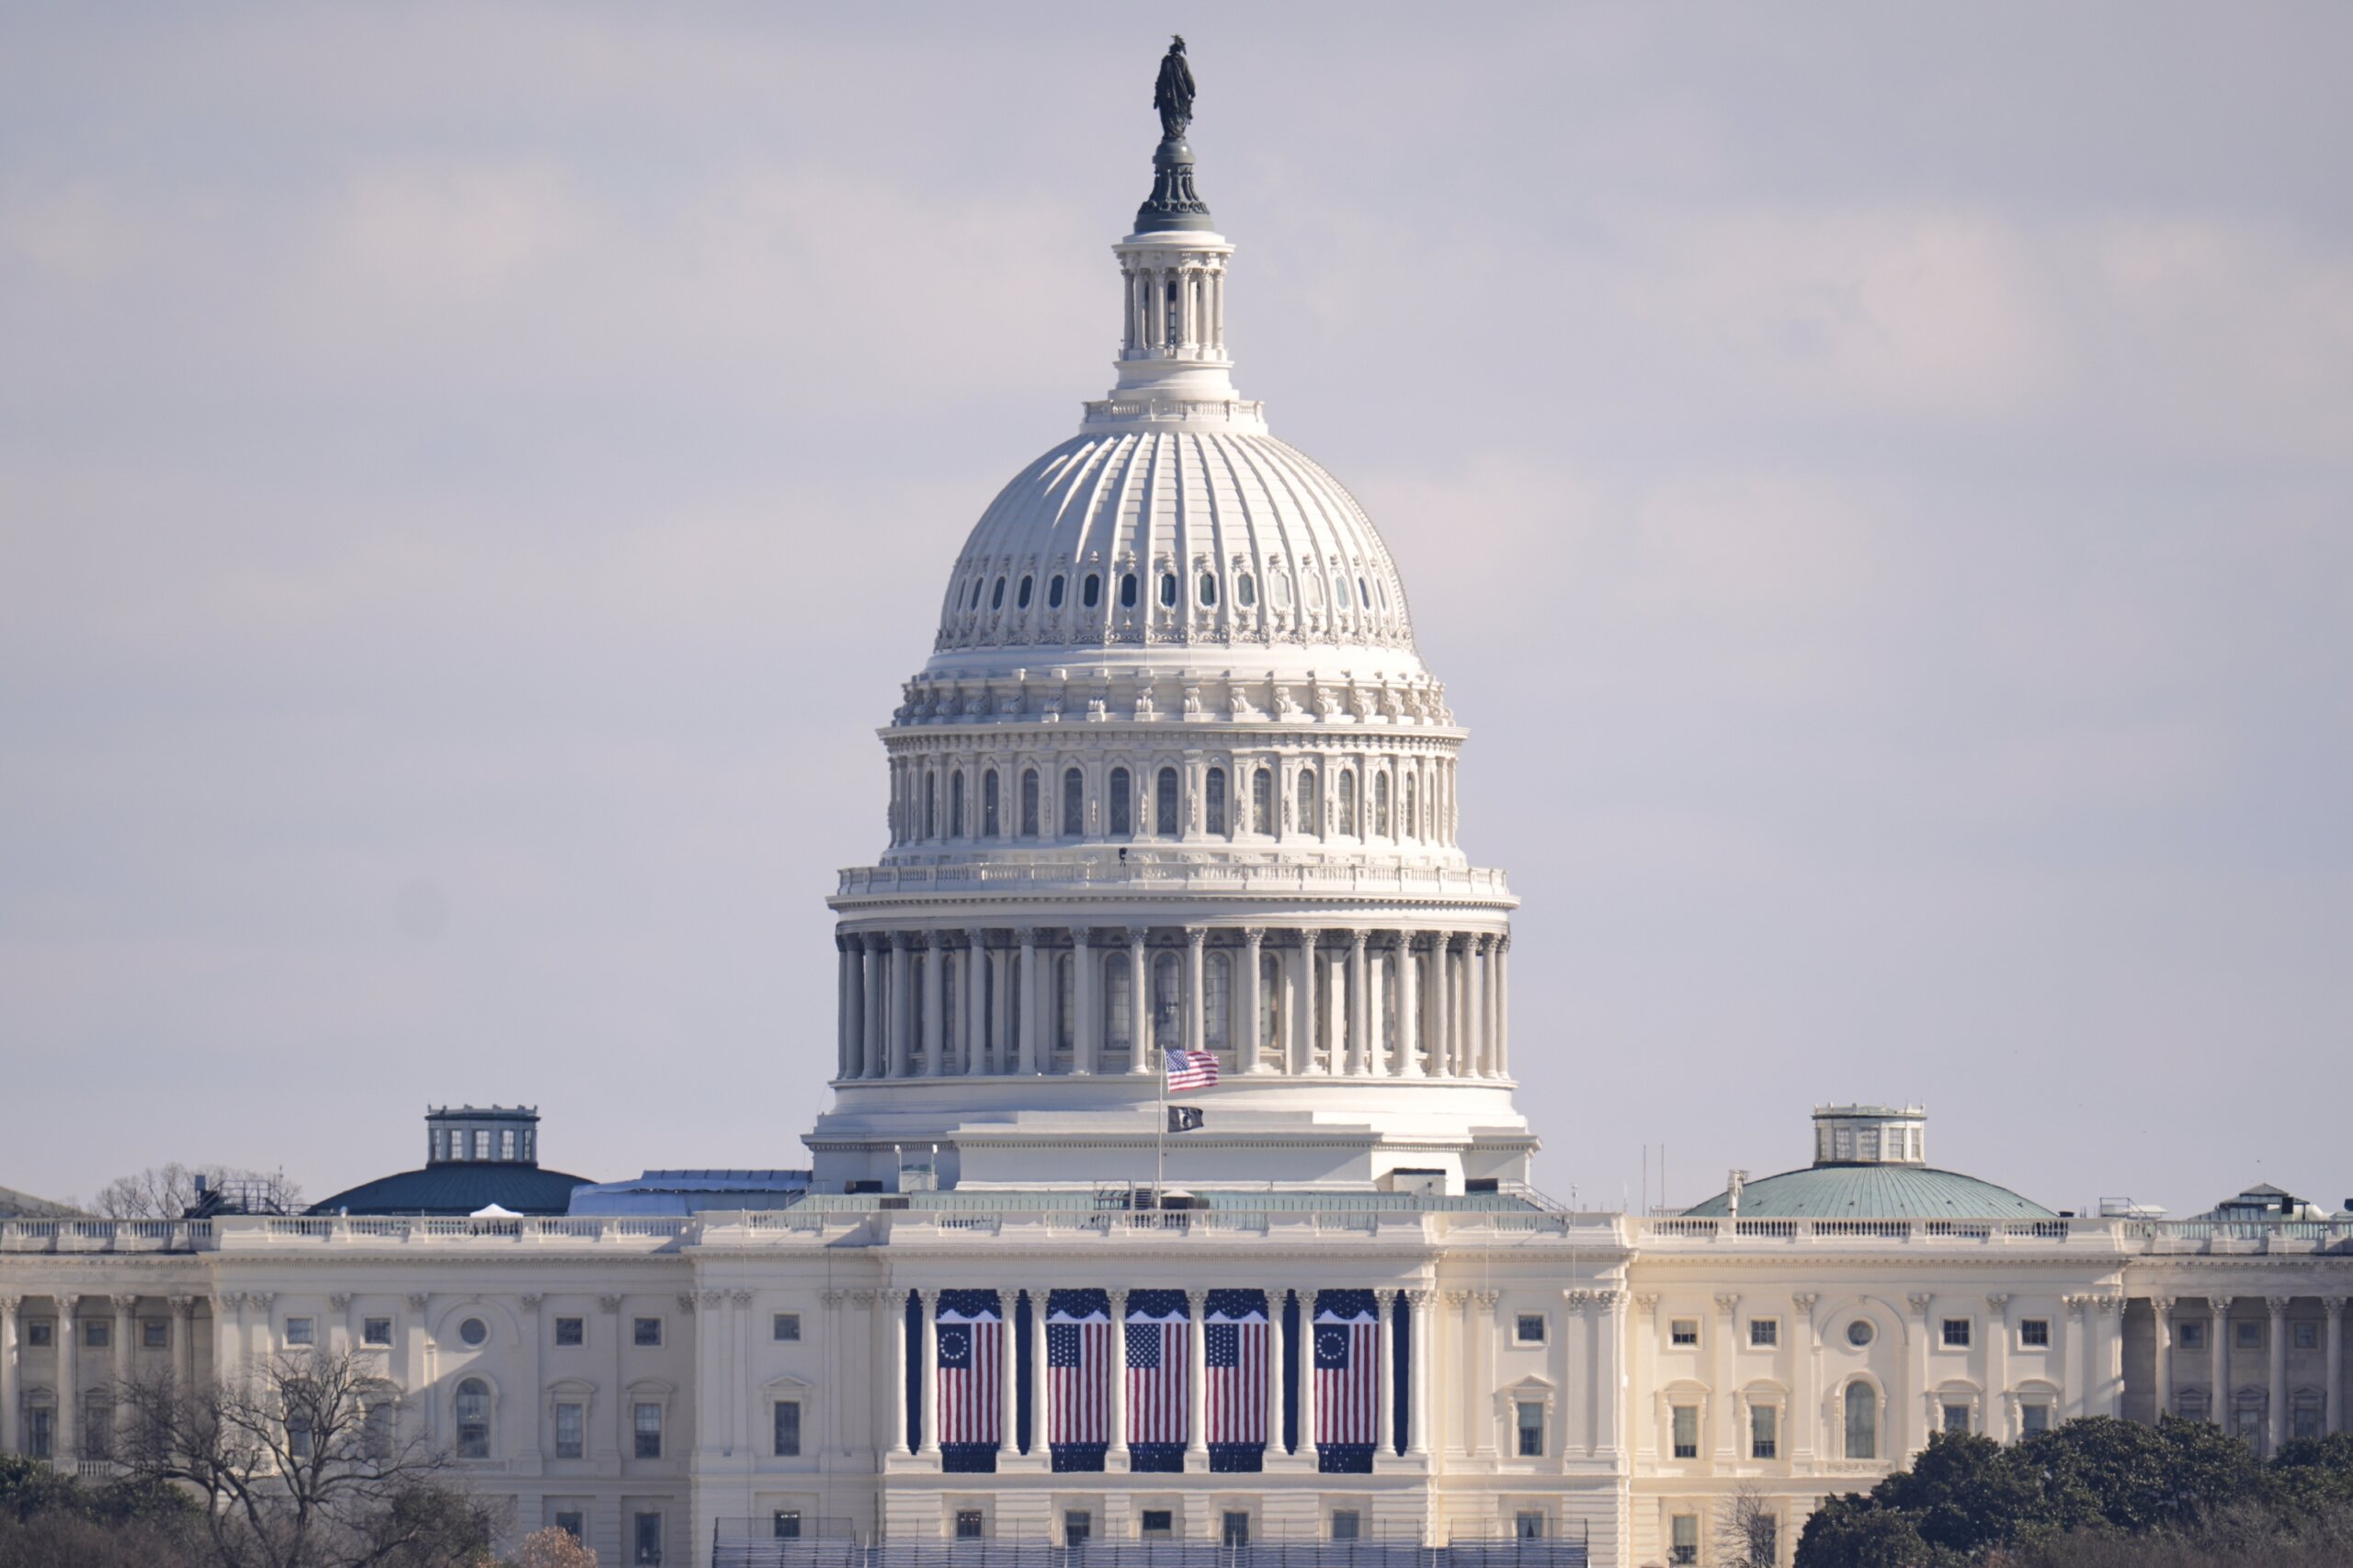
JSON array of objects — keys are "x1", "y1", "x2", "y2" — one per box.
[{"x1": 933, "y1": 427, "x2": 1416, "y2": 665}]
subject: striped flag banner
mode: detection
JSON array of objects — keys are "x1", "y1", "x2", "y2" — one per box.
[
  {"x1": 1124, "y1": 1302, "x2": 1189, "y2": 1447},
  {"x1": 1313, "y1": 1298, "x2": 1381, "y2": 1447},
  {"x1": 1046, "y1": 1296, "x2": 1110, "y2": 1448},
  {"x1": 1205, "y1": 1295, "x2": 1269, "y2": 1447},
  {"x1": 935, "y1": 1295, "x2": 1002, "y2": 1448},
  {"x1": 1164, "y1": 1047, "x2": 1219, "y2": 1091}
]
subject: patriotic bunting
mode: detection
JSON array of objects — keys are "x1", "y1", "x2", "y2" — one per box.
[
  {"x1": 1045, "y1": 1290, "x2": 1111, "y2": 1450},
  {"x1": 1205, "y1": 1293, "x2": 1269, "y2": 1447},
  {"x1": 1313, "y1": 1293, "x2": 1382, "y2": 1448},
  {"x1": 1124, "y1": 1297, "x2": 1189, "y2": 1448},
  {"x1": 935, "y1": 1292, "x2": 1002, "y2": 1449}
]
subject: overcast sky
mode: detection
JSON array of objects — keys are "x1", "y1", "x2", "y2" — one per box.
[{"x1": 4, "y1": 4, "x2": 2348, "y2": 1218}]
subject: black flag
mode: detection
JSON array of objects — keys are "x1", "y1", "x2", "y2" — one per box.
[{"x1": 1167, "y1": 1106, "x2": 1204, "y2": 1132}]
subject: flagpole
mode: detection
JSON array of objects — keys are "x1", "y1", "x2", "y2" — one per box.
[{"x1": 1154, "y1": 1046, "x2": 1166, "y2": 1204}]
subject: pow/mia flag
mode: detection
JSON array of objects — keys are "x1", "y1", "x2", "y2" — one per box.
[{"x1": 1167, "y1": 1106, "x2": 1205, "y2": 1132}]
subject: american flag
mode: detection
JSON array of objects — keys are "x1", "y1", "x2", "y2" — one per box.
[
  {"x1": 1205, "y1": 1295, "x2": 1269, "y2": 1446},
  {"x1": 1046, "y1": 1297, "x2": 1110, "y2": 1446},
  {"x1": 1125, "y1": 1303, "x2": 1190, "y2": 1446},
  {"x1": 1313, "y1": 1299, "x2": 1381, "y2": 1446},
  {"x1": 936, "y1": 1297, "x2": 1002, "y2": 1447},
  {"x1": 1164, "y1": 1048, "x2": 1219, "y2": 1090}
]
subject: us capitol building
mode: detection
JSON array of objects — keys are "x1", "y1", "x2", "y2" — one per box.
[{"x1": 4, "y1": 48, "x2": 2348, "y2": 1568}]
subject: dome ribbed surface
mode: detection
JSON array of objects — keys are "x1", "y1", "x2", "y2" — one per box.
[
  {"x1": 934, "y1": 429, "x2": 1415, "y2": 657},
  {"x1": 1683, "y1": 1165, "x2": 2053, "y2": 1220},
  {"x1": 307, "y1": 1165, "x2": 594, "y2": 1217}
]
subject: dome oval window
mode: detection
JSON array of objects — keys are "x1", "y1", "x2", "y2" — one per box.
[
  {"x1": 1332, "y1": 573, "x2": 1350, "y2": 611},
  {"x1": 990, "y1": 576, "x2": 1006, "y2": 611},
  {"x1": 458, "y1": 1317, "x2": 488, "y2": 1347},
  {"x1": 1303, "y1": 573, "x2": 1324, "y2": 609},
  {"x1": 1271, "y1": 573, "x2": 1291, "y2": 610},
  {"x1": 1847, "y1": 1319, "x2": 1875, "y2": 1348},
  {"x1": 1376, "y1": 579, "x2": 1390, "y2": 611},
  {"x1": 1048, "y1": 574, "x2": 1066, "y2": 609},
  {"x1": 1083, "y1": 574, "x2": 1103, "y2": 609},
  {"x1": 1017, "y1": 575, "x2": 1034, "y2": 610},
  {"x1": 968, "y1": 579, "x2": 985, "y2": 610},
  {"x1": 1120, "y1": 573, "x2": 1140, "y2": 609},
  {"x1": 1199, "y1": 572, "x2": 1218, "y2": 607},
  {"x1": 1236, "y1": 573, "x2": 1256, "y2": 608},
  {"x1": 1158, "y1": 572, "x2": 1177, "y2": 608},
  {"x1": 1358, "y1": 575, "x2": 1371, "y2": 608}
]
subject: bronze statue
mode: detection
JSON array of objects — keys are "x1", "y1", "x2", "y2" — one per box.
[{"x1": 1154, "y1": 35, "x2": 1195, "y2": 141}]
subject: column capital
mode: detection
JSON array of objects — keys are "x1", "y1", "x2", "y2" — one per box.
[
  {"x1": 109, "y1": 1293, "x2": 139, "y2": 1313},
  {"x1": 2149, "y1": 1295, "x2": 2175, "y2": 1315},
  {"x1": 821, "y1": 1290, "x2": 847, "y2": 1308},
  {"x1": 0, "y1": 1294, "x2": 19, "y2": 1314},
  {"x1": 677, "y1": 1293, "x2": 701, "y2": 1314},
  {"x1": 1071, "y1": 925, "x2": 1094, "y2": 947},
  {"x1": 1127, "y1": 925, "x2": 1150, "y2": 945},
  {"x1": 890, "y1": 929, "x2": 915, "y2": 951},
  {"x1": 1790, "y1": 1292, "x2": 1818, "y2": 1312},
  {"x1": 1015, "y1": 926, "x2": 1039, "y2": 946},
  {"x1": 329, "y1": 1293, "x2": 356, "y2": 1312},
  {"x1": 1634, "y1": 1294, "x2": 1660, "y2": 1316},
  {"x1": 519, "y1": 1293, "x2": 545, "y2": 1312},
  {"x1": 171, "y1": 1295, "x2": 199, "y2": 1318},
  {"x1": 406, "y1": 1293, "x2": 431, "y2": 1312},
  {"x1": 1242, "y1": 926, "x2": 1265, "y2": 946},
  {"x1": 1407, "y1": 1289, "x2": 1437, "y2": 1309},
  {"x1": 213, "y1": 1292, "x2": 241, "y2": 1312},
  {"x1": 597, "y1": 1295, "x2": 624, "y2": 1313},
  {"x1": 727, "y1": 1289, "x2": 753, "y2": 1307},
  {"x1": 250, "y1": 1291, "x2": 276, "y2": 1312},
  {"x1": 1906, "y1": 1292, "x2": 1934, "y2": 1316},
  {"x1": 848, "y1": 1290, "x2": 879, "y2": 1305},
  {"x1": 2064, "y1": 1295, "x2": 2090, "y2": 1316},
  {"x1": 1472, "y1": 1289, "x2": 1500, "y2": 1308},
  {"x1": 1185, "y1": 1288, "x2": 1209, "y2": 1312},
  {"x1": 2325, "y1": 1297, "x2": 2348, "y2": 1317},
  {"x1": 2267, "y1": 1295, "x2": 2292, "y2": 1318},
  {"x1": 1714, "y1": 1293, "x2": 1740, "y2": 1317},
  {"x1": 1985, "y1": 1293, "x2": 2012, "y2": 1312},
  {"x1": 1442, "y1": 1290, "x2": 1470, "y2": 1307},
  {"x1": 2211, "y1": 1294, "x2": 2236, "y2": 1314},
  {"x1": 925, "y1": 929, "x2": 948, "y2": 951},
  {"x1": 1347, "y1": 927, "x2": 1369, "y2": 951}
]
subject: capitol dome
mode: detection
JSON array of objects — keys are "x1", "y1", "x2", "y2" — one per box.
[
  {"x1": 813, "y1": 93, "x2": 1523, "y2": 1198},
  {"x1": 1683, "y1": 1105, "x2": 2054, "y2": 1221}
]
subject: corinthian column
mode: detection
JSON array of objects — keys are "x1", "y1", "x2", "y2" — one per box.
[
  {"x1": 55, "y1": 1296, "x2": 80, "y2": 1461},
  {"x1": 1186, "y1": 1289, "x2": 1210, "y2": 1466},
  {"x1": 837, "y1": 936, "x2": 858, "y2": 1079},
  {"x1": 889, "y1": 932, "x2": 915, "y2": 1077},
  {"x1": 1073, "y1": 927, "x2": 1098, "y2": 1074},
  {"x1": 1345, "y1": 929, "x2": 1370, "y2": 1075},
  {"x1": 922, "y1": 932, "x2": 947, "y2": 1077},
  {"x1": 1495, "y1": 934, "x2": 1512, "y2": 1077},
  {"x1": 1016, "y1": 928, "x2": 1040, "y2": 1075},
  {"x1": 862, "y1": 936, "x2": 887, "y2": 1079},
  {"x1": 1466, "y1": 935, "x2": 1489, "y2": 1077},
  {"x1": 2268, "y1": 1297, "x2": 2290, "y2": 1452},
  {"x1": 1397, "y1": 933, "x2": 1422, "y2": 1075},
  {"x1": 2326, "y1": 1298, "x2": 2346, "y2": 1435},
  {"x1": 1185, "y1": 927, "x2": 1207, "y2": 1055},
  {"x1": 1240, "y1": 929, "x2": 1266, "y2": 1074},
  {"x1": 1127, "y1": 928, "x2": 1152, "y2": 1075},
  {"x1": 2211, "y1": 1297, "x2": 2233, "y2": 1428},
  {"x1": 0, "y1": 1296, "x2": 19, "y2": 1454},
  {"x1": 1429, "y1": 934, "x2": 1453, "y2": 1078},
  {"x1": 918, "y1": 1290, "x2": 940, "y2": 1459},
  {"x1": 1107, "y1": 1289, "x2": 1131, "y2": 1470},
  {"x1": 964, "y1": 930, "x2": 990, "y2": 1074}
]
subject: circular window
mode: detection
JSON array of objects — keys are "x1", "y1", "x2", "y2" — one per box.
[
  {"x1": 459, "y1": 1317, "x2": 488, "y2": 1347},
  {"x1": 1846, "y1": 1319, "x2": 1874, "y2": 1347}
]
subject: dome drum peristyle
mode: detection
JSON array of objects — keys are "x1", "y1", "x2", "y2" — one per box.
[{"x1": 814, "y1": 139, "x2": 1526, "y2": 1194}]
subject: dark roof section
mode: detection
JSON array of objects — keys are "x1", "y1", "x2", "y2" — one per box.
[{"x1": 307, "y1": 1164, "x2": 594, "y2": 1218}]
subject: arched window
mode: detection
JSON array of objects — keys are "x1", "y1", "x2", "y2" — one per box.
[
  {"x1": 1402, "y1": 773, "x2": 1416, "y2": 840},
  {"x1": 1199, "y1": 572, "x2": 1219, "y2": 606},
  {"x1": 456, "y1": 1379, "x2": 491, "y2": 1460},
  {"x1": 1338, "y1": 771, "x2": 1358, "y2": 836},
  {"x1": 1017, "y1": 575, "x2": 1034, "y2": 609},
  {"x1": 967, "y1": 578, "x2": 984, "y2": 610},
  {"x1": 1083, "y1": 573, "x2": 1102, "y2": 609},
  {"x1": 1019, "y1": 769, "x2": 1040, "y2": 837},
  {"x1": 1297, "y1": 769, "x2": 1318, "y2": 836},
  {"x1": 990, "y1": 576, "x2": 1006, "y2": 610},
  {"x1": 1259, "y1": 952, "x2": 1281, "y2": 1057},
  {"x1": 1152, "y1": 951, "x2": 1182, "y2": 1048},
  {"x1": 1158, "y1": 572, "x2": 1177, "y2": 608},
  {"x1": 1156, "y1": 767, "x2": 1180, "y2": 839},
  {"x1": 1372, "y1": 773, "x2": 1390, "y2": 837},
  {"x1": 1332, "y1": 573, "x2": 1349, "y2": 610},
  {"x1": 1120, "y1": 573, "x2": 1139, "y2": 608},
  {"x1": 1304, "y1": 571, "x2": 1324, "y2": 609},
  {"x1": 983, "y1": 770, "x2": 1001, "y2": 837},
  {"x1": 1376, "y1": 579, "x2": 1390, "y2": 610},
  {"x1": 924, "y1": 774, "x2": 937, "y2": 840},
  {"x1": 1271, "y1": 571, "x2": 1290, "y2": 610},
  {"x1": 1206, "y1": 951, "x2": 1232, "y2": 1050},
  {"x1": 951, "y1": 772, "x2": 967, "y2": 837},
  {"x1": 1056, "y1": 955, "x2": 1075, "y2": 1054},
  {"x1": 1109, "y1": 767, "x2": 1132, "y2": 836},
  {"x1": 1062, "y1": 767, "x2": 1085, "y2": 837},
  {"x1": 1047, "y1": 574, "x2": 1066, "y2": 609},
  {"x1": 1204, "y1": 767, "x2": 1227, "y2": 835},
  {"x1": 1358, "y1": 575, "x2": 1371, "y2": 608},
  {"x1": 1252, "y1": 767, "x2": 1273, "y2": 835},
  {"x1": 1105, "y1": 957, "x2": 1132, "y2": 1050},
  {"x1": 1844, "y1": 1382, "x2": 1877, "y2": 1460},
  {"x1": 1236, "y1": 572, "x2": 1256, "y2": 608}
]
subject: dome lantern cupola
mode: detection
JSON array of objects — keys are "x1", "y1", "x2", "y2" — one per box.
[{"x1": 1811, "y1": 1104, "x2": 1928, "y2": 1167}]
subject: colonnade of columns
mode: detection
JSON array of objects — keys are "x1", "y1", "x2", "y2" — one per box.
[
  {"x1": 0, "y1": 1292, "x2": 209, "y2": 1462},
  {"x1": 837, "y1": 926, "x2": 1510, "y2": 1084},
  {"x1": 888, "y1": 1287, "x2": 1436, "y2": 1468},
  {"x1": 2147, "y1": 1293, "x2": 2348, "y2": 1449},
  {"x1": 1122, "y1": 259, "x2": 1226, "y2": 358}
]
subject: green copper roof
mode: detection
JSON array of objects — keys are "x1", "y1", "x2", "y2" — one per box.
[{"x1": 1684, "y1": 1165, "x2": 2052, "y2": 1221}]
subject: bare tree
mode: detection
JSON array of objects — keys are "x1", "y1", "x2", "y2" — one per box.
[
  {"x1": 1718, "y1": 1482, "x2": 1781, "y2": 1568},
  {"x1": 508, "y1": 1528, "x2": 598, "y2": 1568},
  {"x1": 91, "y1": 1163, "x2": 303, "y2": 1220},
  {"x1": 119, "y1": 1350, "x2": 498, "y2": 1568}
]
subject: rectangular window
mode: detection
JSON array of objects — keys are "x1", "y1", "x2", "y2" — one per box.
[
  {"x1": 474, "y1": 1130, "x2": 493, "y2": 1161},
  {"x1": 25, "y1": 1321, "x2": 51, "y2": 1348},
  {"x1": 1141, "y1": 1510, "x2": 1174, "y2": 1539},
  {"x1": 1517, "y1": 1400, "x2": 1545, "y2": 1457},
  {"x1": 1942, "y1": 1318, "x2": 1972, "y2": 1348},
  {"x1": 84, "y1": 1319, "x2": 108, "y2": 1348},
  {"x1": 2022, "y1": 1403, "x2": 2052, "y2": 1436},
  {"x1": 773, "y1": 1513, "x2": 802, "y2": 1540},
  {"x1": 1672, "y1": 1403, "x2": 1700, "y2": 1459},
  {"x1": 1670, "y1": 1318, "x2": 1699, "y2": 1346},
  {"x1": 634, "y1": 1403, "x2": 663, "y2": 1459},
  {"x1": 362, "y1": 1316, "x2": 393, "y2": 1346},
  {"x1": 1670, "y1": 1514, "x2": 1699, "y2": 1565},
  {"x1": 1516, "y1": 1313, "x2": 1546, "y2": 1344},
  {"x1": 142, "y1": 1320, "x2": 168, "y2": 1349},
  {"x1": 1222, "y1": 1513, "x2": 1251, "y2": 1548},
  {"x1": 772, "y1": 1312, "x2": 801, "y2": 1343},
  {"x1": 554, "y1": 1403, "x2": 585, "y2": 1460},
  {"x1": 1943, "y1": 1403, "x2": 1972, "y2": 1435},
  {"x1": 27, "y1": 1409, "x2": 52, "y2": 1460},
  {"x1": 955, "y1": 1510, "x2": 984, "y2": 1540},
  {"x1": 633, "y1": 1316, "x2": 663, "y2": 1347},
  {"x1": 1516, "y1": 1512, "x2": 1544, "y2": 1541},
  {"x1": 288, "y1": 1415, "x2": 313, "y2": 1460},
  {"x1": 555, "y1": 1513, "x2": 585, "y2": 1540},
  {"x1": 2021, "y1": 1318, "x2": 2052, "y2": 1347},
  {"x1": 1749, "y1": 1318, "x2": 1779, "y2": 1348},
  {"x1": 633, "y1": 1510, "x2": 663, "y2": 1565},
  {"x1": 2294, "y1": 1402, "x2": 2324, "y2": 1440},
  {"x1": 1751, "y1": 1403, "x2": 1779, "y2": 1460},
  {"x1": 2176, "y1": 1322, "x2": 2202, "y2": 1350},
  {"x1": 285, "y1": 1316, "x2": 315, "y2": 1346},
  {"x1": 1063, "y1": 1511, "x2": 1091, "y2": 1547},
  {"x1": 555, "y1": 1316, "x2": 585, "y2": 1346},
  {"x1": 1331, "y1": 1510, "x2": 1361, "y2": 1542},
  {"x1": 773, "y1": 1401, "x2": 801, "y2": 1457},
  {"x1": 2236, "y1": 1321, "x2": 2262, "y2": 1350},
  {"x1": 2294, "y1": 1322, "x2": 2319, "y2": 1350}
]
